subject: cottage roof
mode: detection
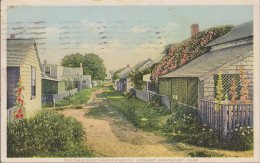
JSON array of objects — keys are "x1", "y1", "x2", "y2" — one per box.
[
  {"x1": 41, "y1": 73, "x2": 62, "y2": 82},
  {"x1": 132, "y1": 58, "x2": 153, "y2": 71},
  {"x1": 62, "y1": 67, "x2": 83, "y2": 76},
  {"x1": 161, "y1": 44, "x2": 253, "y2": 79},
  {"x1": 206, "y1": 21, "x2": 253, "y2": 47},
  {"x1": 7, "y1": 39, "x2": 41, "y2": 68},
  {"x1": 118, "y1": 67, "x2": 132, "y2": 78}
]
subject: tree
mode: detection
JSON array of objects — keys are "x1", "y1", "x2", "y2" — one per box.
[
  {"x1": 61, "y1": 53, "x2": 107, "y2": 81},
  {"x1": 83, "y1": 54, "x2": 107, "y2": 81},
  {"x1": 61, "y1": 53, "x2": 84, "y2": 67},
  {"x1": 129, "y1": 67, "x2": 151, "y2": 90},
  {"x1": 112, "y1": 72, "x2": 119, "y2": 82}
]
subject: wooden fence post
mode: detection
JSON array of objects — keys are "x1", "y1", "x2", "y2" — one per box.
[{"x1": 223, "y1": 105, "x2": 228, "y2": 138}]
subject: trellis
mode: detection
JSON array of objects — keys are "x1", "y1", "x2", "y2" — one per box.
[
  {"x1": 214, "y1": 74, "x2": 241, "y2": 100},
  {"x1": 159, "y1": 77, "x2": 199, "y2": 108}
]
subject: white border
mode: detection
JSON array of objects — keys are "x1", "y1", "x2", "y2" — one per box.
[{"x1": 1, "y1": 0, "x2": 259, "y2": 163}]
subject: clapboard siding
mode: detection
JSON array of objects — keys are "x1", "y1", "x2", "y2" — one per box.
[
  {"x1": 203, "y1": 54, "x2": 254, "y2": 101},
  {"x1": 20, "y1": 46, "x2": 41, "y2": 117}
]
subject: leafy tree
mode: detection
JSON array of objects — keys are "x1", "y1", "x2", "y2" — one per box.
[
  {"x1": 129, "y1": 67, "x2": 151, "y2": 90},
  {"x1": 112, "y1": 73, "x2": 119, "y2": 82},
  {"x1": 61, "y1": 53, "x2": 84, "y2": 67},
  {"x1": 61, "y1": 53, "x2": 107, "y2": 81},
  {"x1": 83, "y1": 54, "x2": 107, "y2": 81}
]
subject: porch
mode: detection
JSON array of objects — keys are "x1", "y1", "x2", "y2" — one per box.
[{"x1": 199, "y1": 99, "x2": 253, "y2": 137}]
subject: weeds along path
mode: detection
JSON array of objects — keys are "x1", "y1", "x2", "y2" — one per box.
[{"x1": 58, "y1": 86, "x2": 187, "y2": 157}]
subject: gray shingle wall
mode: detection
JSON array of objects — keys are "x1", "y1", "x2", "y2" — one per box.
[{"x1": 203, "y1": 54, "x2": 254, "y2": 101}]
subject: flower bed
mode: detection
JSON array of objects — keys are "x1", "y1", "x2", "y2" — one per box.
[{"x1": 152, "y1": 25, "x2": 233, "y2": 81}]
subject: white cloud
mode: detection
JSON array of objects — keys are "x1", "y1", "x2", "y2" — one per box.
[{"x1": 130, "y1": 26, "x2": 149, "y2": 33}]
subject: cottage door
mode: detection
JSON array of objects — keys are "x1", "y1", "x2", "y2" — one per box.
[{"x1": 7, "y1": 67, "x2": 20, "y2": 109}]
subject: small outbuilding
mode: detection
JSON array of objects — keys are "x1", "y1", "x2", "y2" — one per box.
[{"x1": 82, "y1": 75, "x2": 92, "y2": 89}]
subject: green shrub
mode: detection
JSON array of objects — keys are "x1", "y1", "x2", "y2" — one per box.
[
  {"x1": 225, "y1": 126, "x2": 253, "y2": 151},
  {"x1": 7, "y1": 109, "x2": 93, "y2": 157},
  {"x1": 188, "y1": 150, "x2": 227, "y2": 157}
]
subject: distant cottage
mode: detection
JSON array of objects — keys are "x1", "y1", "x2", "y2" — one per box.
[
  {"x1": 41, "y1": 60, "x2": 84, "y2": 91},
  {"x1": 114, "y1": 65, "x2": 132, "y2": 92},
  {"x1": 7, "y1": 38, "x2": 42, "y2": 117}
]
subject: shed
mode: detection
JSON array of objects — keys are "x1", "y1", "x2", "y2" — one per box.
[
  {"x1": 7, "y1": 39, "x2": 42, "y2": 117},
  {"x1": 82, "y1": 75, "x2": 92, "y2": 89},
  {"x1": 114, "y1": 66, "x2": 132, "y2": 92},
  {"x1": 160, "y1": 21, "x2": 253, "y2": 109},
  {"x1": 41, "y1": 73, "x2": 66, "y2": 95}
]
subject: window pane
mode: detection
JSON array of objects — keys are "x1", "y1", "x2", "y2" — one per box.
[{"x1": 31, "y1": 66, "x2": 36, "y2": 97}]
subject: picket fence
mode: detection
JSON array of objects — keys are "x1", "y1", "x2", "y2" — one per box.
[
  {"x1": 42, "y1": 88, "x2": 78, "y2": 104},
  {"x1": 199, "y1": 99, "x2": 253, "y2": 137}
]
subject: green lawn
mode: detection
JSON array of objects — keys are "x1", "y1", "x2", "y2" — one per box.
[{"x1": 103, "y1": 86, "x2": 170, "y2": 132}]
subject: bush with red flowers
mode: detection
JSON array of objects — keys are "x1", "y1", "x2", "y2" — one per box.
[
  {"x1": 239, "y1": 66, "x2": 251, "y2": 104},
  {"x1": 152, "y1": 25, "x2": 233, "y2": 81},
  {"x1": 13, "y1": 75, "x2": 25, "y2": 119}
]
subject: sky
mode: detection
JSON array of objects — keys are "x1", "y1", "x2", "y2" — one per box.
[{"x1": 7, "y1": 6, "x2": 253, "y2": 71}]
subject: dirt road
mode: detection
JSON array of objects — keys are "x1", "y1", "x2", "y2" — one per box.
[{"x1": 58, "y1": 87, "x2": 187, "y2": 157}]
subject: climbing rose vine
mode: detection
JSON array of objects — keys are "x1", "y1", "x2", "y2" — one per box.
[
  {"x1": 13, "y1": 75, "x2": 25, "y2": 119},
  {"x1": 152, "y1": 25, "x2": 233, "y2": 81}
]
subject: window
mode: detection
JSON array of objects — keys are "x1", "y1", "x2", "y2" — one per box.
[
  {"x1": 45, "y1": 66, "x2": 50, "y2": 75},
  {"x1": 31, "y1": 66, "x2": 36, "y2": 98},
  {"x1": 171, "y1": 79, "x2": 179, "y2": 100}
]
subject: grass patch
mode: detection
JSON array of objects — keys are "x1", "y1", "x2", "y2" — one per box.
[
  {"x1": 85, "y1": 105, "x2": 109, "y2": 118},
  {"x1": 114, "y1": 121, "x2": 127, "y2": 127},
  {"x1": 44, "y1": 85, "x2": 105, "y2": 108},
  {"x1": 7, "y1": 109, "x2": 94, "y2": 157},
  {"x1": 103, "y1": 86, "x2": 170, "y2": 132}
]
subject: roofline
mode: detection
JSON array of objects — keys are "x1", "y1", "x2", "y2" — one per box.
[
  {"x1": 206, "y1": 35, "x2": 253, "y2": 47},
  {"x1": 33, "y1": 40, "x2": 43, "y2": 72},
  {"x1": 42, "y1": 78, "x2": 62, "y2": 82},
  {"x1": 199, "y1": 49, "x2": 253, "y2": 81},
  {"x1": 7, "y1": 39, "x2": 42, "y2": 69},
  {"x1": 160, "y1": 48, "x2": 253, "y2": 79}
]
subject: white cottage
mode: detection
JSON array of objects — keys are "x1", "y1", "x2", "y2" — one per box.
[{"x1": 7, "y1": 38, "x2": 42, "y2": 118}]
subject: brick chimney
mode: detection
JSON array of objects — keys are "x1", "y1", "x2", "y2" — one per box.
[
  {"x1": 191, "y1": 24, "x2": 199, "y2": 37},
  {"x1": 10, "y1": 34, "x2": 15, "y2": 39},
  {"x1": 44, "y1": 60, "x2": 47, "y2": 65},
  {"x1": 80, "y1": 63, "x2": 83, "y2": 68}
]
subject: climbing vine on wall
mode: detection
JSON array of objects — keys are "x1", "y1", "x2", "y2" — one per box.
[{"x1": 151, "y1": 25, "x2": 233, "y2": 81}]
